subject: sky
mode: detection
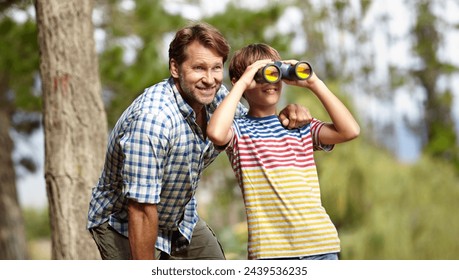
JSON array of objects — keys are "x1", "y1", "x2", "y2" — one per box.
[
  {"x1": 15, "y1": 126, "x2": 46, "y2": 208},
  {"x1": 13, "y1": 0, "x2": 459, "y2": 208}
]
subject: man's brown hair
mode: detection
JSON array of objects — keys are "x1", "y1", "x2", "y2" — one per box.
[{"x1": 169, "y1": 22, "x2": 230, "y2": 68}]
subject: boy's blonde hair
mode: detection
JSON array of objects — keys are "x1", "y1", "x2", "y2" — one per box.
[{"x1": 229, "y1": 43, "x2": 281, "y2": 82}]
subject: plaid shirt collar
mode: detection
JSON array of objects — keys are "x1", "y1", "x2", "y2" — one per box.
[
  {"x1": 169, "y1": 77, "x2": 213, "y2": 126},
  {"x1": 169, "y1": 78, "x2": 194, "y2": 120}
]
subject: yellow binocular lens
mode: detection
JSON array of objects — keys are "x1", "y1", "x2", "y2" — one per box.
[
  {"x1": 294, "y1": 62, "x2": 312, "y2": 80},
  {"x1": 263, "y1": 65, "x2": 281, "y2": 83},
  {"x1": 278, "y1": 61, "x2": 313, "y2": 81},
  {"x1": 255, "y1": 61, "x2": 313, "y2": 84},
  {"x1": 255, "y1": 64, "x2": 281, "y2": 84}
]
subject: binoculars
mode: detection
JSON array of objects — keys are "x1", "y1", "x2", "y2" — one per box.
[{"x1": 254, "y1": 61, "x2": 313, "y2": 84}]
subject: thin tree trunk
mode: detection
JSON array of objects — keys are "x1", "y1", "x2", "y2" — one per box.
[
  {"x1": 35, "y1": 0, "x2": 107, "y2": 259},
  {"x1": 0, "y1": 98, "x2": 28, "y2": 259}
]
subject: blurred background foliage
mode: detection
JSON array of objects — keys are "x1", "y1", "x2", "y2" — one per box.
[{"x1": 1, "y1": 0, "x2": 458, "y2": 259}]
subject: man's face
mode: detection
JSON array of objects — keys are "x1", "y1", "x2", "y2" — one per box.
[{"x1": 170, "y1": 41, "x2": 224, "y2": 110}]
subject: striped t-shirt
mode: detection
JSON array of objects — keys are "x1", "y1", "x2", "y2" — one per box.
[{"x1": 226, "y1": 115, "x2": 340, "y2": 259}]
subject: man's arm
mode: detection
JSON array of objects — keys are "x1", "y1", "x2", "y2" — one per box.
[{"x1": 128, "y1": 200, "x2": 158, "y2": 260}]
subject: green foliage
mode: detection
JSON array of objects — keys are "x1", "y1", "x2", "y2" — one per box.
[
  {"x1": 22, "y1": 207, "x2": 50, "y2": 241},
  {"x1": 206, "y1": 3, "x2": 287, "y2": 50},
  {"x1": 216, "y1": 223, "x2": 248, "y2": 260},
  {"x1": 410, "y1": 1, "x2": 459, "y2": 166},
  {"x1": 323, "y1": 147, "x2": 459, "y2": 259},
  {"x1": 0, "y1": 15, "x2": 40, "y2": 112},
  {"x1": 97, "y1": 0, "x2": 185, "y2": 126},
  {"x1": 0, "y1": 4, "x2": 41, "y2": 179},
  {"x1": 425, "y1": 121, "x2": 457, "y2": 156}
]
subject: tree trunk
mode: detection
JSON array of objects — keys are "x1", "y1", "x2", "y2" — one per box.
[
  {"x1": 0, "y1": 96, "x2": 28, "y2": 259},
  {"x1": 35, "y1": 0, "x2": 107, "y2": 259}
]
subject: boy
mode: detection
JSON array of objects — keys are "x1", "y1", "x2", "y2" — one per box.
[{"x1": 207, "y1": 43, "x2": 360, "y2": 259}]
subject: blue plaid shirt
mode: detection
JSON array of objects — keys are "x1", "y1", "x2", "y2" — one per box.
[{"x1": 87, "y1": 77, "x2": 246, "y2": 254}]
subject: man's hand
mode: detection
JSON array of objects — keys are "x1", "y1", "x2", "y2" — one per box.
[
  {"x1": 278, "y1": 104, "x2": 312, "y2": 129},
  {"x1": 128, "y1": 200, "x2": 158, "y2": 260}
]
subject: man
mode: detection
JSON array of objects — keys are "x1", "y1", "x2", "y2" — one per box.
[{"x1": 87, "y1": 22, "x2": 311, "y2": 260}]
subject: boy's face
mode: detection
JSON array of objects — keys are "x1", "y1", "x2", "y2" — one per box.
[{"x1": 244, "y1": 80, "x2": 283, "y2": 112}]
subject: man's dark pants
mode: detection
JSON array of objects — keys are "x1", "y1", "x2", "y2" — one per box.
[{"x1": 89, "y1": 219, "x2": 225, "y2": 260}]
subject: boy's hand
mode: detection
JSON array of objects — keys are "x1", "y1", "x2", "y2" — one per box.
[
  {"x1": 279, "y1": 104, "x2": 312, "y2": 129},
  {"x1": 281, "y1": 59, "x2": 319, "y2": 88},
  {"x1": 234, "y1": 59, "x2": 273, "y2": 89}
]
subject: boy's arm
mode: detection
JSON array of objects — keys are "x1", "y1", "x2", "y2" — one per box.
[
  {"x1": 309, "y1": 78, "x2": 360, "y2": 145},
  {"x1": 207, "y1": 80, "x2": 252, "y2": 146},
  {"x1": 207, "y1": 80, "x2": 248, "y2": 146},
  {"x1": 207, "y1": 59, "x2": 271, "y2": 146},
  {"x1": 283, "y1": 61, "x2": 360, "y2": 145}
]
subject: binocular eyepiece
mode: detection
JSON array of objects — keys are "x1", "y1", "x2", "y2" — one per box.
[{"x1": 254, "y1": 61, "x2": 313, "y2": 84}]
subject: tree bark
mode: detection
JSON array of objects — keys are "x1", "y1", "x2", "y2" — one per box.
[
  {"x1": 0, "y1": 97, "x2": 28, "y2": 260},
  {"x1": 35, "y1": 0, "x2": 107, "y2": 259}
]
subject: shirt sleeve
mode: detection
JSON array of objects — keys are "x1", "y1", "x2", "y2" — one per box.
[
  {"x1": 119, "y1": 112, "x2": 170, "y2": 204},
  {"x1": 311, "y1": 118, "x2": 334, "y2": 152}
]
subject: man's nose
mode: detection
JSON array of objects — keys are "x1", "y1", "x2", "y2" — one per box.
[{"x1": 202, "y1": 69, "x2": 215, "y2": 84}]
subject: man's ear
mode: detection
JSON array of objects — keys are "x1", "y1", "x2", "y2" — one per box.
[
  {"x1": 170, "y1": 59, "x2": 179, "y2": 78},
  {"x1": 231, "y1": 77, "x2": 237, "y2": 86}
]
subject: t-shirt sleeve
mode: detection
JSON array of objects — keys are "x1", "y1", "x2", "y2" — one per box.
[{"x1": 311, "y1": 118, "x2": 334, "y2": 152}]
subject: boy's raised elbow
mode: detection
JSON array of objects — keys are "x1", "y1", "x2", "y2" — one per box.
[
  {"x1": 207, "y1": 132, "x2": 218, "y2": 145},
  {"x1": 207, "y1": 134, "x2": 227, "y2": 147},
  {"x1": 206, "y1": 127, "x2": 226, "y2": 147},
  {"x1": 347, "y1": 124, "x2": 360, "y2": 140}
]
